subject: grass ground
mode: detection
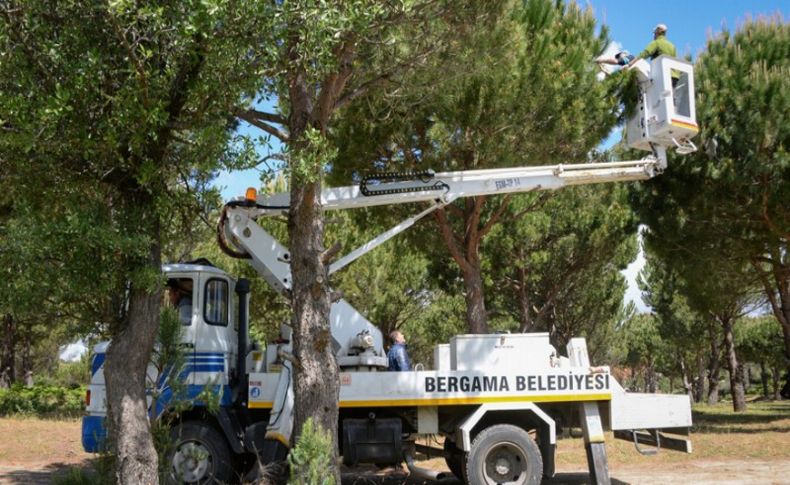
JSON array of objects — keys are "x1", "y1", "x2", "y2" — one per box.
[
  {"x1": 556, "y1": 399, "x2": 790, "y2": 466},
  {"x1": 0, "y1": 399, "x2": 788, "y2": 484}
]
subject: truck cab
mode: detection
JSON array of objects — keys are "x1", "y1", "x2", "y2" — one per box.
[
  {"x1": 162, "y1": 261, "x2": 238, "y2": 405},
  {"x1": 83, "y1": 261, "x2": 245, "y2": 452}
]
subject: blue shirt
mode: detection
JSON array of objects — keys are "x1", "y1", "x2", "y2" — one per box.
[
  {"x1": 617, "y1": 53, "x2": 635, "y2": 66},
  {"x1": 387, "y1": 343, "x2": 411, "y2": 371},
  {"x1": 178, "y1": 296, "x2": 193, "y2": 325}
]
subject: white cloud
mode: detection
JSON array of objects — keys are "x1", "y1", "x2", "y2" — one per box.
[
  {"x1": 59, "y1": 339, "x2": 88, "y2": 362},
  {"x1": 620, "y1": 229, "x2": 649, "y2": 313}
]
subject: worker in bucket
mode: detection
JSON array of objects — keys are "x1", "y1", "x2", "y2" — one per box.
[
  {"x1": 628, "y1": 23, "x2": 676, "y2": 67},
  {"x1": 387, "y1": 330, "x2": 411, "y2": 371}
]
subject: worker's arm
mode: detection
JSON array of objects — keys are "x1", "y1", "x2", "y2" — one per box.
[
  {"x1": 628, "y1": 40, "x2": 658, "y2": 67},
  {"x1": 597, "y1": 58, "x2": 619, "y2": 65}
]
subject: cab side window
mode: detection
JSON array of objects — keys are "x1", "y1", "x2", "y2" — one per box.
[
  {"x1": 204, "y1": 279, "x2": 229, "y2": 326},
  {"x1": 166, "y1": 278, "x2": 194, "y2": 326}
]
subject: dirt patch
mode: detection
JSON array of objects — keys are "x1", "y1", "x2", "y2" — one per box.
[
  {"x1": 0, "y1": 417, "x2": 94, "y2": 484},
  {"x1": 1, "y1": 401, "x2": 788, "y2": 484}
]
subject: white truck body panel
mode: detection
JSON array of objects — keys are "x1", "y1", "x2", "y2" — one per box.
[
  {"x1": 609, "y1": 380, "x2": 693, "y2": 430},
  {"x1": 247, "y1": 368, "x2": 612, "y2": 410},
  {"x1": 450, "y1": 333, "x2": 556, "y2": 371}
]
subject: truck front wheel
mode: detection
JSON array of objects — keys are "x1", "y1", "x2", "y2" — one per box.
[
  {"x1": 465, "y1": 424, "x2": 542, "y2": 485},
  {"x1": 168, "y1": 421, "x2": 233, "y2": 484}
]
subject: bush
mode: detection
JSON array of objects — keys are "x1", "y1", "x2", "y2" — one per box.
[
  {"x1": 34, "y1": 358, "x2": 92, "y2": 389},
  {"x1": 288, "y1": 418, "x2": 335, "y2": 485},
  {"x1": 0, "y1": 384, "x2": 85, "y2": 418}
]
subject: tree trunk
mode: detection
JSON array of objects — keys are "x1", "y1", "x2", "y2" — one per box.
[
  {"x1": 721, "y1": 317, "x2": 746, "y2": 412},
  {"x1": 21, "y1": 335, "x2": 32, "y2": 387},
  {"x1": 646, "y1": 360, "x2": 657, "y2": 393},
  {"x1": 707, "y1": 332, "x2": 721, "y2": 405},
  {"x1": 760, "y1": 361, "x2": 769, "y2": 398},
  {"x1": 680, "y1": 359, "x2": 693, "y2": 401},
  {"x1": 433, "y1": 197, "x2": 490, "y2": 335},
  {"x1": 288, "y1": 178, "x2": 341, "y2": 484},
  {"x1": 756, "y1": 257, "x2": 790, "y2": 388},
  {"x1": 463, "y1": 262, "x2": 488, "y2": 334},
  {"x1": 694, "y1": 352, "x2": 706, "y2": 403},
  {"x1": 515, "y1": 256, "x2": 535, "y2": 332},
  {"x1": 285, "y1": 62, "x2": 341, "y2": 482},
  {"x1": 779, "y1": 303, "x2": 790, "y2": 392},
  {"x1": 770, "y1": 367, "x2": 780, "y2": 400},
  {"x1": 104, "y1": 236, "x2": 162, "y2": 485},
  {"x1": 0, "y1": 314, "x2": 15, "y2": 388},
  {"x1": 20, "y1": 335, "x2": 32, "y2": 387}
]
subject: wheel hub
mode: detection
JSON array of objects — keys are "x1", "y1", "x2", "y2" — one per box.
[
  {"x1": 495, "y1": 456, "x2": 511, "y2": 475},
  {"x1": 484, "y1": 443, "x2": 526, "y2": 483},
  {"x1": 172, "y1": 441, "x2": 211, "y2": 482}
]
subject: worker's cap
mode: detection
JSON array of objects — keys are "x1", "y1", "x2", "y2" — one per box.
[
  {"x1": 615, "y1": 50, "x2": 631, "y2": 58},
  {"x1": 654, "y1": 23, "x2": 668, "y2": 33}
]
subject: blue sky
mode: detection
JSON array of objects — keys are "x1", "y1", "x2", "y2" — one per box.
[
  {"x1": 591, "y1": 0, "x2": 787, "y2": 311},
  {"x1": 213, "y1": 0, "x2": 787, "y2": 201},
  {"x1": 210, "y1": 0, "x2": 787, "y2": 312},
  {"x1": 592, "y1": 0, "x2": 786, "y2": 62}
]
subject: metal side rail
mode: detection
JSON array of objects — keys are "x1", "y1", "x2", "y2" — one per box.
[{"x1": 613, "y1": 428, "x2": 692, "y2": 454}]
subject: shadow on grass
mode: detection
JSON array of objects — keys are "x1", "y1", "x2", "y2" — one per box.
[
  {"x1": 543, "y1": 473, "x2": 631, "y2": 484},
  {"x1": 0, "y1": 459, "x2": 99, "y2": 485},
  {"x1": 341, "y1": 467, "x2": 632, "y2": 485},
  {"x1": 691, "y1": 400, "x2": 790, "y2": 434}
]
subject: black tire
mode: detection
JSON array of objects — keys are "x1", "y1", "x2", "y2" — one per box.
[
  {"x1": 464, "y1": 424, "x2": 542, "y2": 485},
  {"x1": 168, "y1": 421, "x2": 234, "y2": 484},
  {"x1": 444, "y1": 438, "x2": 465, "y2": 480}
]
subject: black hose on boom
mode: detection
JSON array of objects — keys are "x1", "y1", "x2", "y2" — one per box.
[{"x1": 359, "y1": 169, "x2": 448, "y2": 197}]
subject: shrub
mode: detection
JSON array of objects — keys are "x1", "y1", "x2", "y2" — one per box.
[
  {"x1": 288, "y1": 418, "x2": 335, "y2": 485},
  {"x1": 0, "y1": 384, "x2": 85, "y2": 418}
]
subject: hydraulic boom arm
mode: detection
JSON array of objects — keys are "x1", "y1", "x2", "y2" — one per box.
[
  {"x1": 246, "y1": 154, "x2": 665, "y2": 218},
  {"x1": 222, "y1": 151, "x2": 667, "y2": 278}
]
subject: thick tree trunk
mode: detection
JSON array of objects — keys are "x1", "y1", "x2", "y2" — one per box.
[
  {"x1": 104, "y1": 237, "x2": 162, "y2": 485},
  {"x1": 463, "y1": 263, "x2": 488, "y2": 334},
  {"x1": 288, "y1": 178, "x2": 341, "y2": 484},
  {"x1": 285, "y1": 60, "x2": 341, "y2": 482},
  {"x1": 755, "y1": 258, "x2": 790, "y2": 388},
  {"x1": 707, "y1": 332, "x2": 721, "y2": 405},
  {"x1": 433, "y1": 199, "x2": 490, "y2": 335},
  {"x1": 0, "y1": 314, "x2": 15, "y2": 388},
  {"x1": 721, "y1": 317, "x2": 746, "y2": 412}
]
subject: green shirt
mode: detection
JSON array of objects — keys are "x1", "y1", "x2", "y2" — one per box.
[{"x1": 639, "y1": 35, "x2": 676, "y2": 60}]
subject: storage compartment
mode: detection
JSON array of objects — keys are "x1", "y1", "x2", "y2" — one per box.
[
  {"x1": 450, "y1": 333, "x2": 555, "y2": 371},
  {"x1": 342, "y1": 416, "x2": 402, "y2": 465}
]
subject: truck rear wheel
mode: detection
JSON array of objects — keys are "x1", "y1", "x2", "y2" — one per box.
[
  {"x1": 169, "y1": 421, "x2": 233, "y2": 484},
  {"x1": 465, "y1": 424, "x2": 542, "y2": 485}
]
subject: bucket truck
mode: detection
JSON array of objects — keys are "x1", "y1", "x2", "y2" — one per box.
[{"x1": 82, "y1": 55, "x2": 698, "y2": 484}]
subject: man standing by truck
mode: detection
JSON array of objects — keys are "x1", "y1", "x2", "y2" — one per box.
[{"x1": 387, "y1": 330, "x2": 411, "y2": 371}]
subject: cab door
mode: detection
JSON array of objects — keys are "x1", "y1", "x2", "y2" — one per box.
[
  {"x1": 161, "y1": 274, "x2": 198, "y2": 410},
  {"x1": 193, "y1": 273, "x2": 236, "y2": 404}
]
